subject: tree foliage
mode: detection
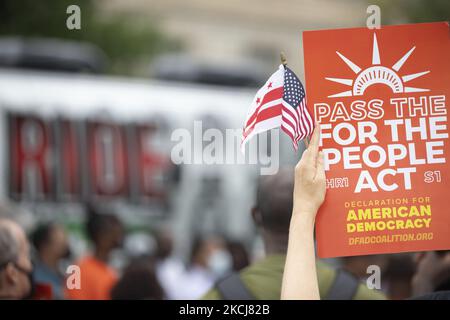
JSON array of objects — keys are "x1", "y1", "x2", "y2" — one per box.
[{"x1": 0, "y1": 0, "x2": 179, "y2": 74}]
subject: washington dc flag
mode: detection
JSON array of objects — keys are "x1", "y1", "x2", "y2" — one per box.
[{"x1": 241, "y1": 64, "x2": 313, "y2": 152}]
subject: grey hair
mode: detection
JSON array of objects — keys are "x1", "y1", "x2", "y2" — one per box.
[{"x1": 0, "y1": 223, "x2": 19, "y2": 268}]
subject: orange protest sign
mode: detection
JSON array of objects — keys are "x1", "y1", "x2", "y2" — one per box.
[{"x1": 303, "y1": 22, "x2": 450, "y2": 258}]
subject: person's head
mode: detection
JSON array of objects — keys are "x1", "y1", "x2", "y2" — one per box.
[
  {"x1": 413, "y1": 250, "x2": 450, "y2": 293},
  {"x1": 433, "y1": 250, "x2": 450, "y2": 291},
  {"x1": 0, "y1": 218, "x2": 32, "y2": 299},
  {"x1": 384, "y1": 254, "x2": 416, "y2": 300},
  {"x1": 32, "y1": 223, "x2": 69, "y2": 263},
  {"x1": 110, "y1": 256, "x2": 164, "y2": 300},
  {"x1": 154, "y1": 228, "x2": 174, "y2": 260},
  {"x1": 86, "y1": 210, "x2": 124, "y2": 254},
  {"x1": 189, "y1": 235, "x2": 231, "y2": 276},
  {"x1": 226, "y1": 240, "x2": 250, "y2": 271},
  {"x1": 252, "y1": 167, "x2": 295, "y2": 254},
  {"x1": 341, "y1": 254, "x2": 389, "y2": 279}
]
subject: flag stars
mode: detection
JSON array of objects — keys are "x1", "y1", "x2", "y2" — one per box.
[{"x1": 242, "y1": 65, "x2": 312, "y2": 152}]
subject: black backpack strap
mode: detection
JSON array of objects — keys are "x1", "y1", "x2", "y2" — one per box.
[
  {"x1": 216, "y1": 273, "x2": 254, "y2": 300},
  {"x1": 325, "y1": 269, "x2": 359, "y2": 300}
]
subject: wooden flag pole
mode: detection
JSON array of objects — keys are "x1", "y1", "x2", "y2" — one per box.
[
  {"x1": 280, "y1": 52, "x2": 288, "y2": 66},
  {"x1": 280, "y1": 52, "x2": 311, "y2": 149},
  {"x1": 304, "y1": 137, "x2": 310, "y2": 148}
]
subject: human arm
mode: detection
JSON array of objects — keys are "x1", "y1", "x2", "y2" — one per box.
[{"x1": 281, "y1": 126, "x2": 326, "y2": 300}]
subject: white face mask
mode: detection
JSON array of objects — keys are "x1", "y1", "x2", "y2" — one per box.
[{"x1": 207, "y1": 250, "x2": 232, "y2": 277}]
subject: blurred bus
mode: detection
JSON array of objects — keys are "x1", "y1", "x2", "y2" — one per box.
[{"x1": 0, "y1": 67, "x2": 271, "y2": 256}]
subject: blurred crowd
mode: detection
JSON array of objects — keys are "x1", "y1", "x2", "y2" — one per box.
[
  {"x1": 1, "y1": 168, "x2": 449, "y2": 300},
  {"x1": 0, "y1": 206, "x2": 251, "y2": 300},
  {"x1": 0, "y1": 0, "x2": 449, "y2": 302}
]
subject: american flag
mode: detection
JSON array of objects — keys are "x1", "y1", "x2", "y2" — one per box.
[{"x1": 241, "y1": 64, "x2": 313, "y2": 152}]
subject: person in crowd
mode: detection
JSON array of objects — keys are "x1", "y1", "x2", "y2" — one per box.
[
  {"x1": 226, "y1": 240, "x2": 250, "y2": 272},
  {"x1": 111, "y1": 256, "x2": 164, "y2": 300},
  {"x1": 410, "y1": 250, "x2": 450, "y2": 299},
  {"x1": 179, "y1": 235, "x2": 231, "y2": 299},
  {"x1": 204, "y1": 126, "x2": 384, "y2": 300},
  {"x1": 281, "y1": 127, "x2": 450, "y2": 300},
  {"x1": 341, "y1": 255, "x2": 388, "y2": 280},
  {"x1": 154, "y1": 228, "x2": 185, "y2": 300},
  {"x1": 0, "y1": 218, "x2": 33, "y2": 299},
  {"x1": 31, "y1": 223, "x2": 70, "y2": 299},
  {"x1": 66, "y1": 208, "x2": 124, "y2": 300},
  {"x1": 383, "y1": 254, "x2": 416, "y2": 300}
]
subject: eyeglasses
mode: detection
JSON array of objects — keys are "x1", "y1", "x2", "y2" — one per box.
[
  {"x1": 0, "y1": 261, "x2": 32, "y2": 276},
  {"x1": 13, "y1": 263, "x2": 32, "y2": 276}
]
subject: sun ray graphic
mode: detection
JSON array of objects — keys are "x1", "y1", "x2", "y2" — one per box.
[{"x1": 326, "y1": 33, "x2": 429, "y2": 98}]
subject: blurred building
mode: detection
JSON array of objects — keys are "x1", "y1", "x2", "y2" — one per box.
[
  {"x1": 104, "y1": 0, "x2": 367, "y2": 77},
  {"x1": 0, "y1": 0, "x2": 370, "y2": 264}
]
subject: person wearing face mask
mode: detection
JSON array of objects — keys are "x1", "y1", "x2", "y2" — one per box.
[
  {"x1": 154, "y1": 228, "x2": 185, "y2": 300},
  {"x1": 203, "y1": 126, "x2": 385, "y2": 300},
  {"x1": 0, "y1": 218, "x2": 33, "y2": 300},
  {"x1": 66, "y1": 208, "x2": 124, "y2": 300},
  {"x1": 207, "y1": 243, "x2": 233, "y2": 278},
  {"x1": 31, "y1": 223, "x2": 70, "y2": 300},
  {"x1": 175, "y1": 235, "x2": 232, "y2": 300}
]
